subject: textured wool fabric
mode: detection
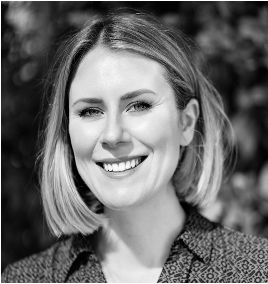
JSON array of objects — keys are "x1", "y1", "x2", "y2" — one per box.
[{"x1": 2, "y1": 204, "x2": 268, "y2": 283}]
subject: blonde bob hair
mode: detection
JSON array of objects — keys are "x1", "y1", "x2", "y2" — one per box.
[{"x1": 40, "y1": 11, "x2": 234, "y2": 236}]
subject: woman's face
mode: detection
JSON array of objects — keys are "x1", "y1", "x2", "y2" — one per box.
[{"x1": 69, "y1": 47, "x2": 184, "y2": 210}]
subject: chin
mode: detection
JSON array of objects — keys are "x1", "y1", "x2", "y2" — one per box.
[
  {"x1": 100, "y1": 194, "x2": 146, "y2": 212},
  {"x1": 99, "y1": 185, "x2": 158, "y2": 212}
]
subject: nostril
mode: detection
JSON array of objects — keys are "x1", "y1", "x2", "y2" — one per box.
[
  {"x1": 100, "y1": 121, "x2": 131, "y2": 148},
  {"x1": 101, "y1": 125, "x2": 124, "y2": 146}
]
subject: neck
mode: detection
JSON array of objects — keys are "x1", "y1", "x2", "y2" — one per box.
[{"x1": 97, "y1": 184, "x2": 186, "y2": 269}]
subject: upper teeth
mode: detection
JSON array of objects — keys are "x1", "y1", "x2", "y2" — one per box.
[{"x1": 103, "y1": 158, "x2": 141, "y2": 172}]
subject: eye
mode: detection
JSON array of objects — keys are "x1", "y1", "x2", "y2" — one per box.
[
  {"x1": 127, "y1": 101, "x2": 153, "y2": 112},
  {"x1": 78, "y1": 108, "x2": 103, "y2": 118}
]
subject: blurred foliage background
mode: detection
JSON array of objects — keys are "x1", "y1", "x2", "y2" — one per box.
[{"x1": 2, "y1": 1, "x2": 268, "y2": 271}]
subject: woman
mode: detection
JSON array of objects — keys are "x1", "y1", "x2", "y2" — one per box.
[{"x1": 2, "y1": 11, "x2": 268, "y2": 283}]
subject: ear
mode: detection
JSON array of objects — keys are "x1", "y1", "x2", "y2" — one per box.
[{"x1": 180, "y1": 99, "x2": 200, "y2": 146}]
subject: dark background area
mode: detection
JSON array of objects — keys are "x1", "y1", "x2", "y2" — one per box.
[{"x1": 2, "y1": 1, "x2": 268, "y2": 271}]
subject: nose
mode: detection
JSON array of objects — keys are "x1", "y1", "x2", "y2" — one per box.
[{"x1": 100, "y1": 115, "x2": 131, "y2": 149}]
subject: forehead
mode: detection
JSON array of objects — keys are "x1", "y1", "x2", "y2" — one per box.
[{"x1": 70, "y1": 47, "x2": 171, "y2": 98}]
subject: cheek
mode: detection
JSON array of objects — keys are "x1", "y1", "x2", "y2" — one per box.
[
  {"x1": 130, "y1": 110, "x2": 181, "y2": 151},
  {"x1": 69, "y1": 120, "x2": 99, "y2": 158}
]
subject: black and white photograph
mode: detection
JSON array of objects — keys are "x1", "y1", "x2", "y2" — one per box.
[{"x1": 2, "y1": 2, "x2": 268, "y2": 282}]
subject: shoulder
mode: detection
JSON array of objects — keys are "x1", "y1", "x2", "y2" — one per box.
[
  {"x1": 212, "y1": 222, "x2": 268, "y2": 282},
  {"x1": 217, "y1": 224, "x2": 268, "y2": 257},
  {"x1": 1, "y1": 236, "x2": 74, "y2": 283},
  {"x1": 184, "y1": 207, "x2": 268, "y2": 282}
]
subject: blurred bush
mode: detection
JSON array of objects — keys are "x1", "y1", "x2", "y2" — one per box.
[{"x1": 2, "y1": 1, "x2": 268, "y2": 271}]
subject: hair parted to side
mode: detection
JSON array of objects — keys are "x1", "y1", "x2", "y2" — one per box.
[{"x1": 40, "y1": 10, "x2": 235, "y2": 237}]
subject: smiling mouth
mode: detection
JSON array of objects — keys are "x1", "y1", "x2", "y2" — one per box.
[{"x1": 96, "y1": 156, "x2": 147, "y2": 173}]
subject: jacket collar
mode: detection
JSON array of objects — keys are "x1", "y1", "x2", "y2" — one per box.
[
  {"x1": 175, "y1": 204, "x2": 215, "y2": 264},
  {"x1": 53, "y1": 234, "x2": 98, "y2": 282},
  {"x1": 67, "y1": 203, "x2": 215, "y2": 274}
]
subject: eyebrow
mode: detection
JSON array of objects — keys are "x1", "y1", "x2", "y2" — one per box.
[{"x1": 72, "y1": 89, "x2": 156, "y2": 107}]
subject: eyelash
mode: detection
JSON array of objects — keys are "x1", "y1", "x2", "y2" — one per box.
[
  {"x1": 78, "y1": 108, "x2": 103, "y2": 118},
  {"x1": 77, "y1": 100, "x2": 153, "y2": 118},
  {"x1": 127, "y1": 101, "x2": 153, "y2": 112}
]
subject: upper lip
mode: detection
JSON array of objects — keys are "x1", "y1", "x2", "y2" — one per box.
[{"x1": 95, "y1": 155, "x2": 147, "y2": 164}]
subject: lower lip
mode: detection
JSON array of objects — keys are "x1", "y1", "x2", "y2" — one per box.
[{"x1": 98, "y1": 160, "x2": 145, "y2": 179}]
